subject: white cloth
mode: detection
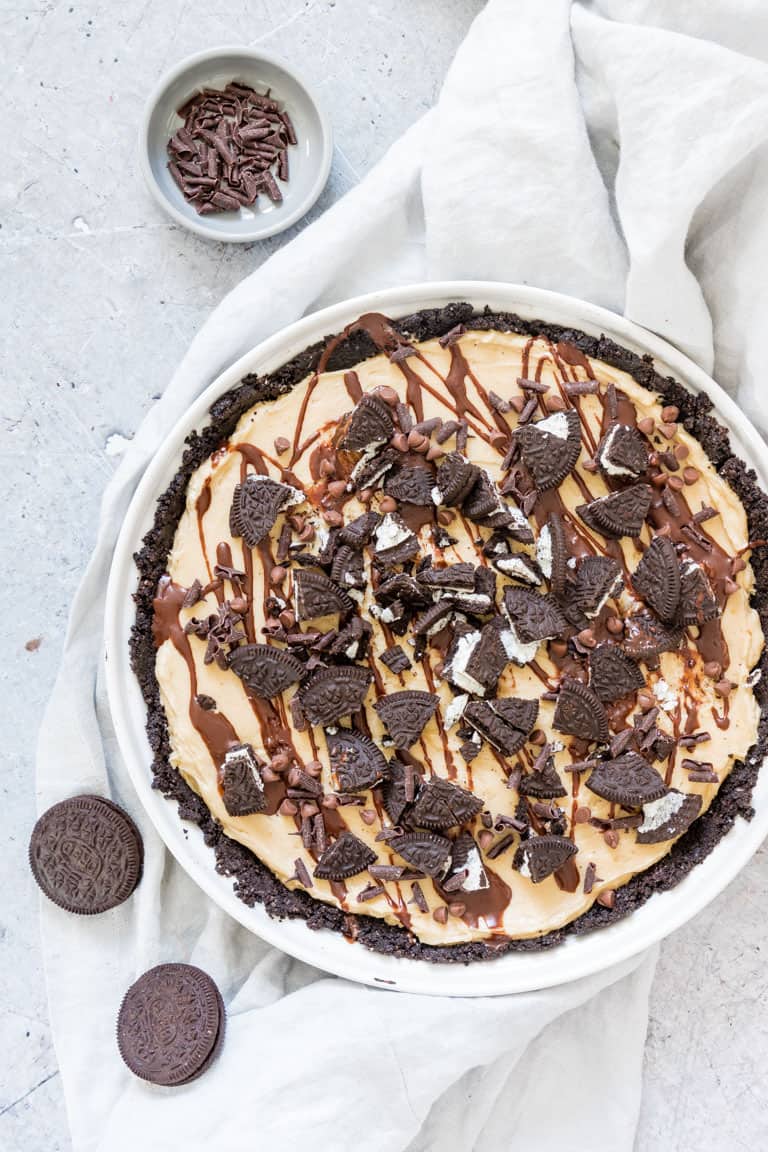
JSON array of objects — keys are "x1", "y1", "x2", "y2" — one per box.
[{"x1": 37, "y1": 2, "x2": 768, "y2": 1149}]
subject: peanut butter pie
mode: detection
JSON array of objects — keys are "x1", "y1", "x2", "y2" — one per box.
[{"x1": 131, "y1": 304, "x2": 768, "y2": 961}]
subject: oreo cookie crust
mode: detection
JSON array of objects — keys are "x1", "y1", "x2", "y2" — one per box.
[{"x1": 130, "y1": 302, "x2": 768, "y2": 963}]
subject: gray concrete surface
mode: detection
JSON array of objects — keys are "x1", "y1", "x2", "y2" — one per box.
[{"x1": 2, "y1": 1, "x2": 766, "y2": 1149}]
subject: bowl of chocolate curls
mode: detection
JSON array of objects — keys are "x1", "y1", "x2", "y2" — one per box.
[{"x1": 140, "y1": 46, "x2": 333, "y2": 242}]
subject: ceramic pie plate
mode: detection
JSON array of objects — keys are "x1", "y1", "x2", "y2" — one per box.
[{"x1": 104, "y1": 281, "x2": 768, "y2": 996}]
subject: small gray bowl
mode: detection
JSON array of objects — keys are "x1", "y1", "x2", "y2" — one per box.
[{"x1": 140, "y1": 46, "x2": 333, "y2": 243}]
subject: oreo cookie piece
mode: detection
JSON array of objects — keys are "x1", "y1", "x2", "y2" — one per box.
[
  {"x1": 635, "y1": 789, "x2": 703, "y2": 844},
  {"x1": 376, "y1": 571, "x2": 430, "y2": 609},
  {"x1": 537, "y1": 512, "x2": 568, "y2": 599},
  {"x1": 228, "y1": 643, "x2": 305, "y2": 698},
  {"x1": 221, "y1": 744, "x2": 267, "y2": 817},
  {"x1": 462, "y1": 469, "x2": 506, "y2": 522},
  {"x1": 314, "y1": 831, "x2": 376, "y2": 880},
  {"x1": 432, "y1": 452, "x2": 479, "y2": 507},
  {"x1": 464, "y1": 697, "x2": 538, "y2": 756},
  {"x1": 577, "y1": 484, "x2": 652, "y2": 538},
  {"x1": 412, "y1": 601, "x2": 455, "y2": 639},
  {"x1": 586, "y1": 752, "x2": 667, "y2": 806},
  {"x1": 299, "y1": 666, "x2": 372, "y2": 726},
  {"x1": 596, "y1": 422, "x2": 649, "y2": 479},
  {"x1": 117, "y1": 964, "x2": 224, "y2": 1085},
  {"x1": 293, "y1": 570, "x2": 354, "y2": 621},
  {"x1": 570, "y1": 555, "x2": 623, "y2": 619},
  {"x1": 373, "y1": 513, "x2": 419, "y2": 564},
  {"x1": 230, "y1": 476, "x2": 303, "y2": 547},
  {"x1": 589, "y1": 644, "x2": 645, "y2": 703},
  {"x1": 448, "y1": 833, "x2": 490, "y2": 892},
  {"x1": 385, "y1": 464, "x2": 435, "y2": 506},
  {"x1": 330, "y1": 545, "x2": 366, "y2": 592},
  {"x1": 389, "y1": 831, "x2": 453, "y2": 878},
  {"x1": 519, "y1": 748, "x2": 567, "y2": 798},
  {"x1": 513, "y1": 835, "x2": 577, "y2": 883},
  {"x1": 373, "y1": 690, "x2": 439, "y2": 748},
  {"x1": 503, "y1": 587, "x2": 568, "y2": 644},
  {"x1": 553, "y1": 679, "x2": 609, "y2": 743},
  {"x1": 340, "y1": 394, "x2": 394, "y2": 452},
  {"x1": 349, "y1": 446, "x2": 398, "y2": 492},
  {"x1": 409, "y1": 778, "x2": 484, "y2": 830},
  {"x1": 631, "y1": 537, "x2": 681, "y2": 624},
  {"x1": 29, "y1": 795, "x2": 143, "y2": 915},
  {"x1": 382, "y1": 760, "x2": 420, "y2": 824},
  {"x1": 491, "y1": 548, "x2": 542, "y2": 586},
  {"x1": 339, "y1": 510, "x2": 381, "y2": 550},
  {"x1": 517, "y1": 409, "x2": 581, "y2": 490},
  {"x1": 678, "y1": 560, "x2": 720, "y2": 625},
  {"x1": 326, "y1": 728, "x2": 388, "y2": 792},
  {"x1": 444, "y1": 617, "x2": 510, "y2": 696},
  {"x1": 623, "y1": 614, "x2": 683, "y2": 660},
  {"x1": 379, "y1": 644, "x2": 412, "y2": 674},
  {"x1": 326, "y1": 615, "x2": 373, "y2": 661}
]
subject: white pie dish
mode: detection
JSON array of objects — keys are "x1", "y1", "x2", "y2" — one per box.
[{"x1": 104, "y1": 281, "x2": 768, "y2": 995}]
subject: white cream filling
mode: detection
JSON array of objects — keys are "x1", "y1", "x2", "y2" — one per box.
[{"x1": 638, "y1": 791, "x2": 686, "y2": 834}]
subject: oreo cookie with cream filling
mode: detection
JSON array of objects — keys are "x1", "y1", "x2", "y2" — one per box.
[
  {"x1": 339, "y1": 394, "x2": 394, "y2": 452},
  {"x1": 596, "y1": 422, "x2": 649, "y2": 479},
  {"x1": 221, "y1": 744, "x2": 267, "y2": 817},
  {"x1": 517, "y1": 408, "x2": 581, "y2": 490}
]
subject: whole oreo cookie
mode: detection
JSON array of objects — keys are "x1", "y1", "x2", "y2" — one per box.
[
  {"x1": 518, "y1": 409, "x2": 581, "y2": 491},
  {"x1": 314, "y1": 831, "x2": 376, "y2": 880},
  {"x1": 513, "y1": 835, "x2": 577, "y2": 883},
  {"x1": 29, "y1": 795, "x2": 143, "y2": 915},
  {"x1": 117, "y1": 963, "x2": 224, "y2": 1086},
  {"x1": 631, "y1": 537, "x2": 681, "y2": 624},
  {"x1": 553, "y1": 679, "x2": 609, "y2": 743},
  {"x1": 374, "y1": 690, "x2": 439, "y2": 748},
  {"x1": 586, "y1": 752, "x2": 667, "y2": 806}
]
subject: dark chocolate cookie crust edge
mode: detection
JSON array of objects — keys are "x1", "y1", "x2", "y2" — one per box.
[{"x1": 129, "y1": 301, "x2": 768, "y2": 964}]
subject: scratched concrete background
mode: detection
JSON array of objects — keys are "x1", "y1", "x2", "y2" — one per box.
[{"x1": 2, "y1": 1, "x2": 766, "y2": 1148}]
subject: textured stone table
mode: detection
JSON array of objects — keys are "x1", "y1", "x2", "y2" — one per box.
[{"x1": 2, "y1": 2, "x2": 766, "y2": 1149}]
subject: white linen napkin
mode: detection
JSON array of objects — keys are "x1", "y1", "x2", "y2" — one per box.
[{"x1": 37, "y1": 2, "x2": 768, "y2": 1149}]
